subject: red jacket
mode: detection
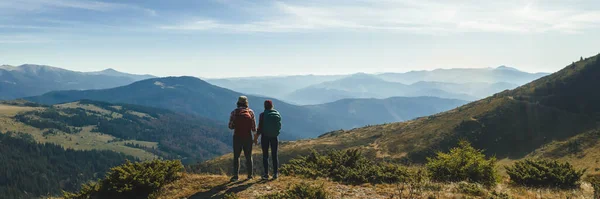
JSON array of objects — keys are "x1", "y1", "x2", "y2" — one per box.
[{"x1": 228, "y1": 107, "x2": 256, "y2": 138}]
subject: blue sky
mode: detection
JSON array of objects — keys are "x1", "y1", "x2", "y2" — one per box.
[{"x1": 1, "y1": 0, "x2": 600, "y2": 78}]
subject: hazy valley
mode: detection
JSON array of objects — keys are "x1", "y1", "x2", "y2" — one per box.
[{"x1": 208, "y1": 66, "x2": 548, "y2": 105}]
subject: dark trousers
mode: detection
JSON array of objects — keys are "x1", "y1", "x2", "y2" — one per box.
[
  {"x1": 233, "y1": 135, "x2": 253, "y2": 177},
  {"x1": 261, "y1": 136, "x2": 279, "y2": 177}
]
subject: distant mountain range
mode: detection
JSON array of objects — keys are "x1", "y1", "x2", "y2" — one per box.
[
  {"x1": 0, "y1": 64, "x2": 155, "y2": 100},
  {"x1": 1, "y1": 64, "x2": 547, "y2": 106},
  {"x1": 26, "y1": 76, "x2": 466, "y2": 139},
  {"x1": 377, "y1": 66, "x2": 549, "y2": 84},
  {"x1": 208, "y1": 66, "x2": 549, "y2": 105},
  {"x1": 206, "y1": 75, "x2": 345, "y2": 102},
  {"x1": 285, "y1": 73, "x2": 481, "y2": 104}
]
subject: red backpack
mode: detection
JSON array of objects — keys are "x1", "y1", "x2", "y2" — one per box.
[{"x1": 233, "y1": 108, "x2": 254, "y2": 137}]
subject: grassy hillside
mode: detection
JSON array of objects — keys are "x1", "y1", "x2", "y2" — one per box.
[
  {"x1": 0, "y1": 100, "x2": 232, "y2": 163},
  {"x1": 199, "y1": 53, "x2": 600, "y2": 175}
]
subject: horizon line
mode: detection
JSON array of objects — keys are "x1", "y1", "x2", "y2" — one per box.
[{"x1": 2, "y1": 63, "x2": 554, "y2": 79}]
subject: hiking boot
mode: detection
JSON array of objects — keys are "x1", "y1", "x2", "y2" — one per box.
[
  {"x1": 261, "y1": 175, "x2": 269, "y2": 180},
  {"x1": 230, "y1": 176, "x2": 239, "y2": 182},
  {"x1": 272, "y1": 174, "x2": 278, "y2": 180}
]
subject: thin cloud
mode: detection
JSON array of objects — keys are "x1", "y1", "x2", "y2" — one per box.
[
  {"x1": 161, "y1": 0, "x2": 600, "y2": 34},
  {"x1": 0, "y1": 24, "x2": 58, "y2": 30},
  {"x1": 0, "y1": 35, "x2": 54, "y2": 43},
  {"x1": 0, "y1": 0, "x2": 156, "y2": 15}
]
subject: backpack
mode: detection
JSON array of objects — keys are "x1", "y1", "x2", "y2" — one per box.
[
  {"x1": 233, "y1": 108, "x2": 254, "y2": 136},
  {"x1": 261, "y1": 109, "x2": 281, "y2": 137}
]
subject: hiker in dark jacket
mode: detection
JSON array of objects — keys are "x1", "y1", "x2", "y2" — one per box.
[
  {"x1": 256, "y1": 100, "x2": 282, "y2": 180},
  {"x1": 228, "y1": 96, "x2": 257, "y2": 182}
]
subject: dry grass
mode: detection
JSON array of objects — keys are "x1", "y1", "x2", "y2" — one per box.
[
  {"x1": 155, "y1": 173, "x2": 595, "y2": 199},
  {"x1": 0, "y1": 104, "x2": 42, "y2": 116},
  {"x1": 0, "y1": 104, "x2": 158, "y2": 160},
  {"x1": 157, "y1": 174, "x2": 230, "y2": 199},
  {"x1": 156, "y1": 174, "x2": 396, "y2": 199},
  {"x1": 55, "y1": 102, "x2": 116, "y2": 115},
  {"x1": 110, "y1": 105, "x2": 123, "y2": 110},
  {"x1": 125, "y1": 110, "x2": 154, "y2": 119},
  {"x1": 526, "y1": 129, "x2": 600, "y2": 175},
  {"x1": 41, "y1": 126, "x2": 157, "y2": 160},
  {"x1": 114, "y1": 139, "x2": 159, "y2": 149}
]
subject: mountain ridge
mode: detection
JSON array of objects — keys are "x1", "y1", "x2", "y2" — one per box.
[
  {"x1": 88, "y1": 67, "x2": 156, "y2": 80},
  {"x1": 209, "y1": 66, "x2": 548, "y2": 105},
  {"x1": 26, "y1": 76, "x2": 342, "y2": 138},
  {"x1": 0, "y1": 64, "x2": 156, "y2": 100},
  {"x1": 26, "y1": 76, "x2": 466, "y2": 139},
  {"x1": 285, "y1": 74, "x2": 483, "y2": 105}
]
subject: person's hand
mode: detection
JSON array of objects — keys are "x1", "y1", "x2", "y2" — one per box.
[{"x1": 253, "y1": 134, "x2": 258, "y2": 145}]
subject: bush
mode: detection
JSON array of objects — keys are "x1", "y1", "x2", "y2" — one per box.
[
  {"x1": 63, "y1": 160, "x2": 184, "y2": 199},
  {"x1": 489, "y1": 190, "x2": 511, "y2": 199},
  {"x1": 505, "y1": 159, "x2": 585, "y2": 189},
  {"x1": 223, "y1": 192, "x2": 240, "y2": 199},
  {"x1": 455, "y1": 182, "x2": 486, "y2": 196},
  {"x1": 281, "y1": 149, "x2": 414, "y2": 184},
  {"x1": 426, "y1": 140, "x2": 498, "y2": 186},
  {"x1": 258, "y1": 182, "x2": 330, "y2": 199}
]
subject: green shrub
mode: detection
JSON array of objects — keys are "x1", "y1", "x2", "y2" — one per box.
[
  {"x1": 505, "y1": 159, "x2": 585, "y2": 189},
  {"x1": 489, "y1": 190, "x2": 511, "y2": 199},
  {"x1": 455, "y1": 182, "x2": 486, "y2": 196},
  {"x1": 258, "y1": 182, "x2": 330, "y2": 199},
  {"x1": 281, "y1": 149, "x2": 414, "y2": 184},
  {"x1": 63, "y1": 160, "x2": 183, "y2": 199},
  {"x1": 223, "y1": 192, "x2": 240, "y2": 199},
  {"x1": 426, "y1": 140, "x2": 498, "y2": 186}
]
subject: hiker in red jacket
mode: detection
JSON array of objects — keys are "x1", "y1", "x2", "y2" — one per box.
[{"x1": 228, "y1": 96, "x2": 257, "y2": 182}]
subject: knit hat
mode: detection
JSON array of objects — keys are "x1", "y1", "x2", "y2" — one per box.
[
  {"x1": 237, "y1": 96, "x2": 248, "y2": 106},
  {"x1": 264, "y1": 100, "x2": 273, "y2": 110}
]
